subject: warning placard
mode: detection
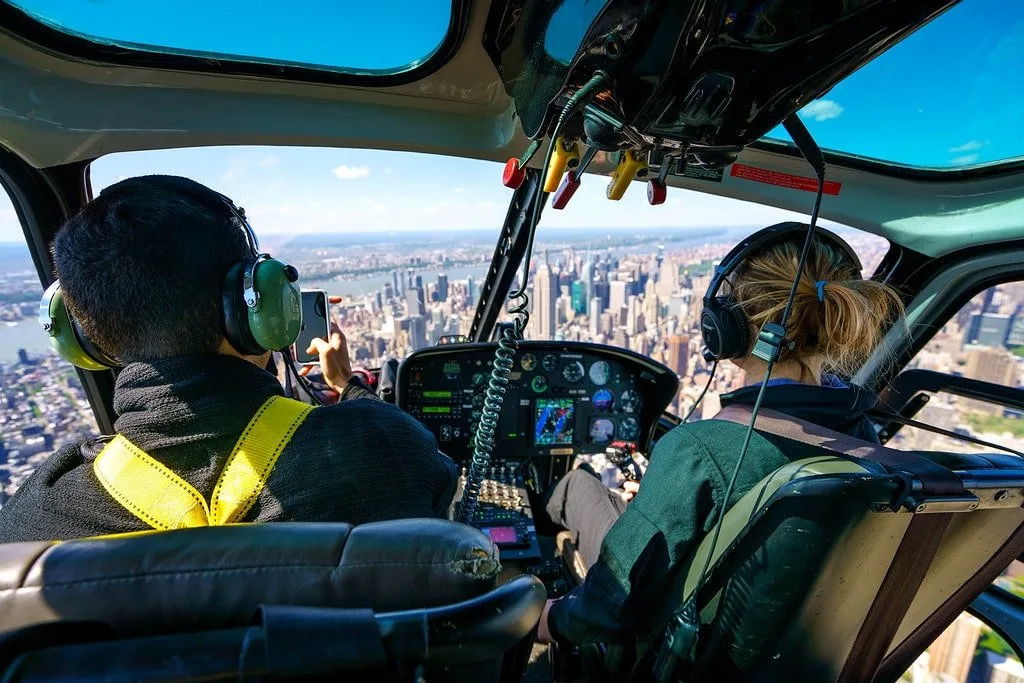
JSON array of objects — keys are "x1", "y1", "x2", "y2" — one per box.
[{"x1": 729, "y1": 163, "x2": 842, "y2": 196}]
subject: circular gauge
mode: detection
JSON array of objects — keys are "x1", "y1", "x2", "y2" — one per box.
[
  {"x1": 620, "y1": 389, "x2": 641, "y2": 414},
  {"x1": 617, "y1": 417, "x2": 639, "y2": 441},
  {"x1": 520, "y1": 353, "x2": 537, "y2": 371},
  {"x1": 531, "y1": 375, "x2": 549, "y2": 393},
  {"x1": 472, "y1": 372, "x2": 487, "y2": 386},
  {"x1": 542, "y1": 354, "x2": 559, "y2": 373},
  {"x1": 589, "y1": 360, "x2": 610, "y2": 386},
  {"x1": 592, "y1": 388, "x2": 614, "y2": 411},
  {"x1": 562, "y1": 360, "x2": 585, "y2": 384}
]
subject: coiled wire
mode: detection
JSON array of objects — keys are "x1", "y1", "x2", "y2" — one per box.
[{"x1": 457, "y1": 72, "x2": 608, "y2": 524}]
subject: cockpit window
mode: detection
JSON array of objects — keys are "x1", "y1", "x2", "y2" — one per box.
[
  {"x1": 2, "y1": 0, "x2": 455, "y2": 77},
  {"x1": 761, "y1": 0, "x2": 1023, "y2": 170}
]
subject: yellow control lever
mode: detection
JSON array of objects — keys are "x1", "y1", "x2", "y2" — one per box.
[
  {"x1": 544, "y1": 138, "x2": 581, "y2": 193},
  {"x1": 606, "y1": 150, "x2": 649, "y2": 201}
]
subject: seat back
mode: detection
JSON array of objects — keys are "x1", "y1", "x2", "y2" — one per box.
[
  {"x1": 0, "y1": 520, "x2": 544, "y2": 681},
  {"x1": 668, "y1": 411, "x2": 1024, "y2": 683}
]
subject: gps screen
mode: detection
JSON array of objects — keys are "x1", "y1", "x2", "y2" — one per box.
[{"x1": 535, "y1": 398, "x2": 575, "y2": 446}]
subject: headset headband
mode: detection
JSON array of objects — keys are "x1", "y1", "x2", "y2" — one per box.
[{"x1": 703, "y1": 222, "x2": 862, "y2": 306}]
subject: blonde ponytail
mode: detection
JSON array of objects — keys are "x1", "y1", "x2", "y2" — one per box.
[{"x1": 731, "y1": 239, "x2": 904, "y2": 377}]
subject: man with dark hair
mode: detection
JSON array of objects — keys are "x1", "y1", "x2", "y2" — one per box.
[{"x1": 0, "y1": 175, "x2": 458, "y2": 541}]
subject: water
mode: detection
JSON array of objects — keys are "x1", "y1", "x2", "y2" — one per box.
[
  {"x1": 303, "y1": 263, "x2": 491, "y2": 299},
  {"x1": 0, "y1": 321, "x2": 51, "y2": 362}
]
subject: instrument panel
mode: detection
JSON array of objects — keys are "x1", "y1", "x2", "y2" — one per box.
[{"x1": 397, "y1": 342, "x2": 678, "y2": 466}]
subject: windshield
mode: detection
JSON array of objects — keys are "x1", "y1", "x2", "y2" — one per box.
[
  {"x1": 0, "y1": 146, "x2": 886, "y2": 443},
  {"x1": 762, "y1": 0, "x2": 1023, "y2": 169},
  {"x1": 2, "y1": 0, "x2": 455, "y2": 75}
]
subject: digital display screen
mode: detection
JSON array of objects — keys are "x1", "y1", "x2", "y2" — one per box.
[
  {"x1": 589, "y1": 418, "x2": 615, "y2": 443},
  {"x1": 422, "y1": 406, "x2": 451, "y2": 414},
  {"x1": 423, "y1": 390, "x2": 453, "y2": 399},
  {"x1": 294, "y1": 290, "x2": 328, "y2": 364},
  {"x1": 535, "y1": 398, "x2": 575, "y2": 446},
  {"x1": 486, "y1": 526, "x2": 518, "y2": 544},
  {"x1": 443, "y1": 361, "x2": 461, "y2": 376}
]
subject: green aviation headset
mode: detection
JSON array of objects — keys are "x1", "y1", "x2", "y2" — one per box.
[{"x1": 39, "y1": 191, "x2": 302, "y2": 371}]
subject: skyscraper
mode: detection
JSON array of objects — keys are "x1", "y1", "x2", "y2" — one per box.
[
  {"x1": 392, "y1": 270, "x2": 403, "y2": 297},
  {"x1": 589, "y1": 297, "x2": 601, "y2": 338},
  {"x1": 406, "y1": 288, "x2": 425, "y2": 317},
  {"x1": 437, "y1": 273, "x2": 449, "y2": 302},
  {"x1": 657, "y1": 258, "x2": 676, "y2": 299},
  {"x1": 571, "y1": 281, "x2": 587, "y2": 314},
  {"x1": 467, "y1": 277, "x2": 476, "y2": 305},
  {"x1": 667, "y1": 335, "x2": 690, "y2": 377},
  {"x1": 610, "y1": 280, "x2": 627, "y2": 313},
  {"x1": 533, "y1": 262, "x2": 557, "y2": 340},
  {"x1": 581, "y1": 256, "x2": 594, "y2": 304}
]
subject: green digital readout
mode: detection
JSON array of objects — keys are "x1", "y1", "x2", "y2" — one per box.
[
  {"x1": 423, "y1": 390, "x2": 453, "y2": 399},
  {"x1": 422, "y1": 406, "x2": 452, "y2": 414}
]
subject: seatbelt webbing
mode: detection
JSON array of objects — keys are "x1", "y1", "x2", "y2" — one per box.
[
  {"x1": 713, "y1": 404, "x2": 965, "y2": 496},
  {"x1": 94, "y1": 395, "x2": 313, "y2": 530}
]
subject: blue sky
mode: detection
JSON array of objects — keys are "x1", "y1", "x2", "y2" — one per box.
[{"x1": 0, "y1": 0, "x2": 1020, "y2": 243}]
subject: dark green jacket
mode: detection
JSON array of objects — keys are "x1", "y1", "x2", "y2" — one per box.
[{"x1": 548, "y1": 379, "x2": 879, "y2": 645}]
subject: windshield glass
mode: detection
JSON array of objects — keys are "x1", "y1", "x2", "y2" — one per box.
[
  {"x1": 762, "y1": 0, "x2": 1023, "y2": 169},
  {"x1": 2, "y1": 0, "x2": 454, "y2": 75}
]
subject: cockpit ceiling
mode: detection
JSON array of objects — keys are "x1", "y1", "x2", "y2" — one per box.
[{"x1": 0, "y1": 0, "x2": 1021, "y2": 258}]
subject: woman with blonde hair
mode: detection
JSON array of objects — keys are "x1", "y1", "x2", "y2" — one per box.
[{"x1": 540, "y1": 222, "x2": 905, "y2": 646}]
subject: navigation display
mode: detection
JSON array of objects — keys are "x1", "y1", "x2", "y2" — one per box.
[{"x1": 535, "y1": 398, "x2": 575, "y2": 446}]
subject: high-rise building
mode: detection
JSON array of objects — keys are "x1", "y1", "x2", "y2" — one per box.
[
  {"x1": 392, "y1": 270, "x2": 403, "y2": 297},
  {"x1": 965, "y1": 347, "x2": 1018, "y2": 386},
  {"x1": 437, "y1": 273, "x2": 449, "y2": 302},
  {"x1": 965, "y1": 313, "x2": 1011, "y2": 347},
  {"x1": 1009, "y1": 312, "x2": 1024, "y2": 347},
  {"x1": 407, "y1": 315, "x2": 428, "y2": 351},
  {"x1": 924, "y1": 613, "x2": 983, "y2": 683},
  {"x1": 594, "y1": 280, "x2": 610, "y2": 311},
  {"x1": 467, "y1": 277, "x2": 476, "y2": 305},
  {"x1": 406, "y1": 288, "x2": 425, "y2": 317},
  {"x1": 589, "y1": 297, "x2": 601, "y2": 338},
  {"x1": 581, "y1": 257, "x2": 594, "y2": 304},
  {"x1": 384, "y1": 282, "x2": 394, "y2": 301},
  {"x1": 533, "y1": 262, "x2": 557, "y2": 340},
  {"x1": 571, "y1": 281, "x2": 587, "y2": 315},
  {"x1": 668, "y1": 335, "x2": 690, "y2": 377},
  {"x1": 374, "y1": 291, "x2": 384, "y2": 312},
  {"x1": 610, "y1": 280, "x2": 627, "y2": 313},
  {"x1": 657, "y1": 258, "x2": 677, "y2": 299}
]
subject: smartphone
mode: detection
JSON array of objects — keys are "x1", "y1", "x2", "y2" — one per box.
[{"x1": 294, "y1": 289, "x2": 329, "y2": 365}]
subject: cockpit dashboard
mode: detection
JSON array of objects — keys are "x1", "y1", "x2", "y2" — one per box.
[{"x1": 397, "y1": 341, "x2": 678, "y2": 486}]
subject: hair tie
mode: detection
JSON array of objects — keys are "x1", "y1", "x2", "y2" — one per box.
[{"x1": 815, "y1": 280, "x2": 827, "y2": 302}]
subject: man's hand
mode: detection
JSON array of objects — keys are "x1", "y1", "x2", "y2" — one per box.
[
  {"x1": 620, "y1": 480, "x2": 640, "y2": 503},
  {"x1": 300, "y1": 322, "x2": 353, "y2": 392},
  {"x1": 537, "y1": 598, "x2": 559, "y2": 644}
]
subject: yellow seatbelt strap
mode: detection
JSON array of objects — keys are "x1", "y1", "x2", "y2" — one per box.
[{"x1": 93, "y1": 395, "x2": 313, "y2": 530}]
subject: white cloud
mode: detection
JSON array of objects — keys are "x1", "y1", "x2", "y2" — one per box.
[
  {"x1": 801, "y1": 99, "x2": 844, "y2": 122},
  {"x1": 333, "y1": 165, "x2": 370, "y2": 180},
  {"x1": 949, "y1": 140, "x2": 987, "y2": 153},
  {"x1": 950, "y1": 154, "x2": 980, "y2": 165},
  {"x1": 382, "y1": 167, "x2": 393, "y2": 175},
  {"x1": 453, "y1": 187, "x2": 465, "y2": 193},
  {"x1": 257, "y1": 154, "x2": 279, "y2": 168}
]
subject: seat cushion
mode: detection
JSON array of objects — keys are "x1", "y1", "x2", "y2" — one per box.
[{"x1": 0, "y1": 520, "x2": 499, "y2": 637}]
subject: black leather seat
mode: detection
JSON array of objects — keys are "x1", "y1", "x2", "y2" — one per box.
[{"x1": 0, "y1": 519, "x2": 546, "y2": 681}]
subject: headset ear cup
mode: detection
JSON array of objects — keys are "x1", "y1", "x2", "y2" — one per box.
[
  {"x1": 39, "y1": 283, "x2": 112, "y2": 371},
  {"x1": 247, "y1": 258, "x2": 302, "y2": 352},
  {"x1": 701, "y1": 297, "x2": 750, "y2": 361},
  {"x1": 222, "y1": 261, "x2": 264, "y2": 355}
]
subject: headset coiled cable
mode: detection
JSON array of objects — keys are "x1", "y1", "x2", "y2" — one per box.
[{"x1": 457, "y1": 72, "x2": 608, "y2": 524}]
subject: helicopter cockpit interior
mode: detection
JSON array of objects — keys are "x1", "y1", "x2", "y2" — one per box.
[{"x1": 0, "y1": 0, "x2": 1023, "y2": 681}]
